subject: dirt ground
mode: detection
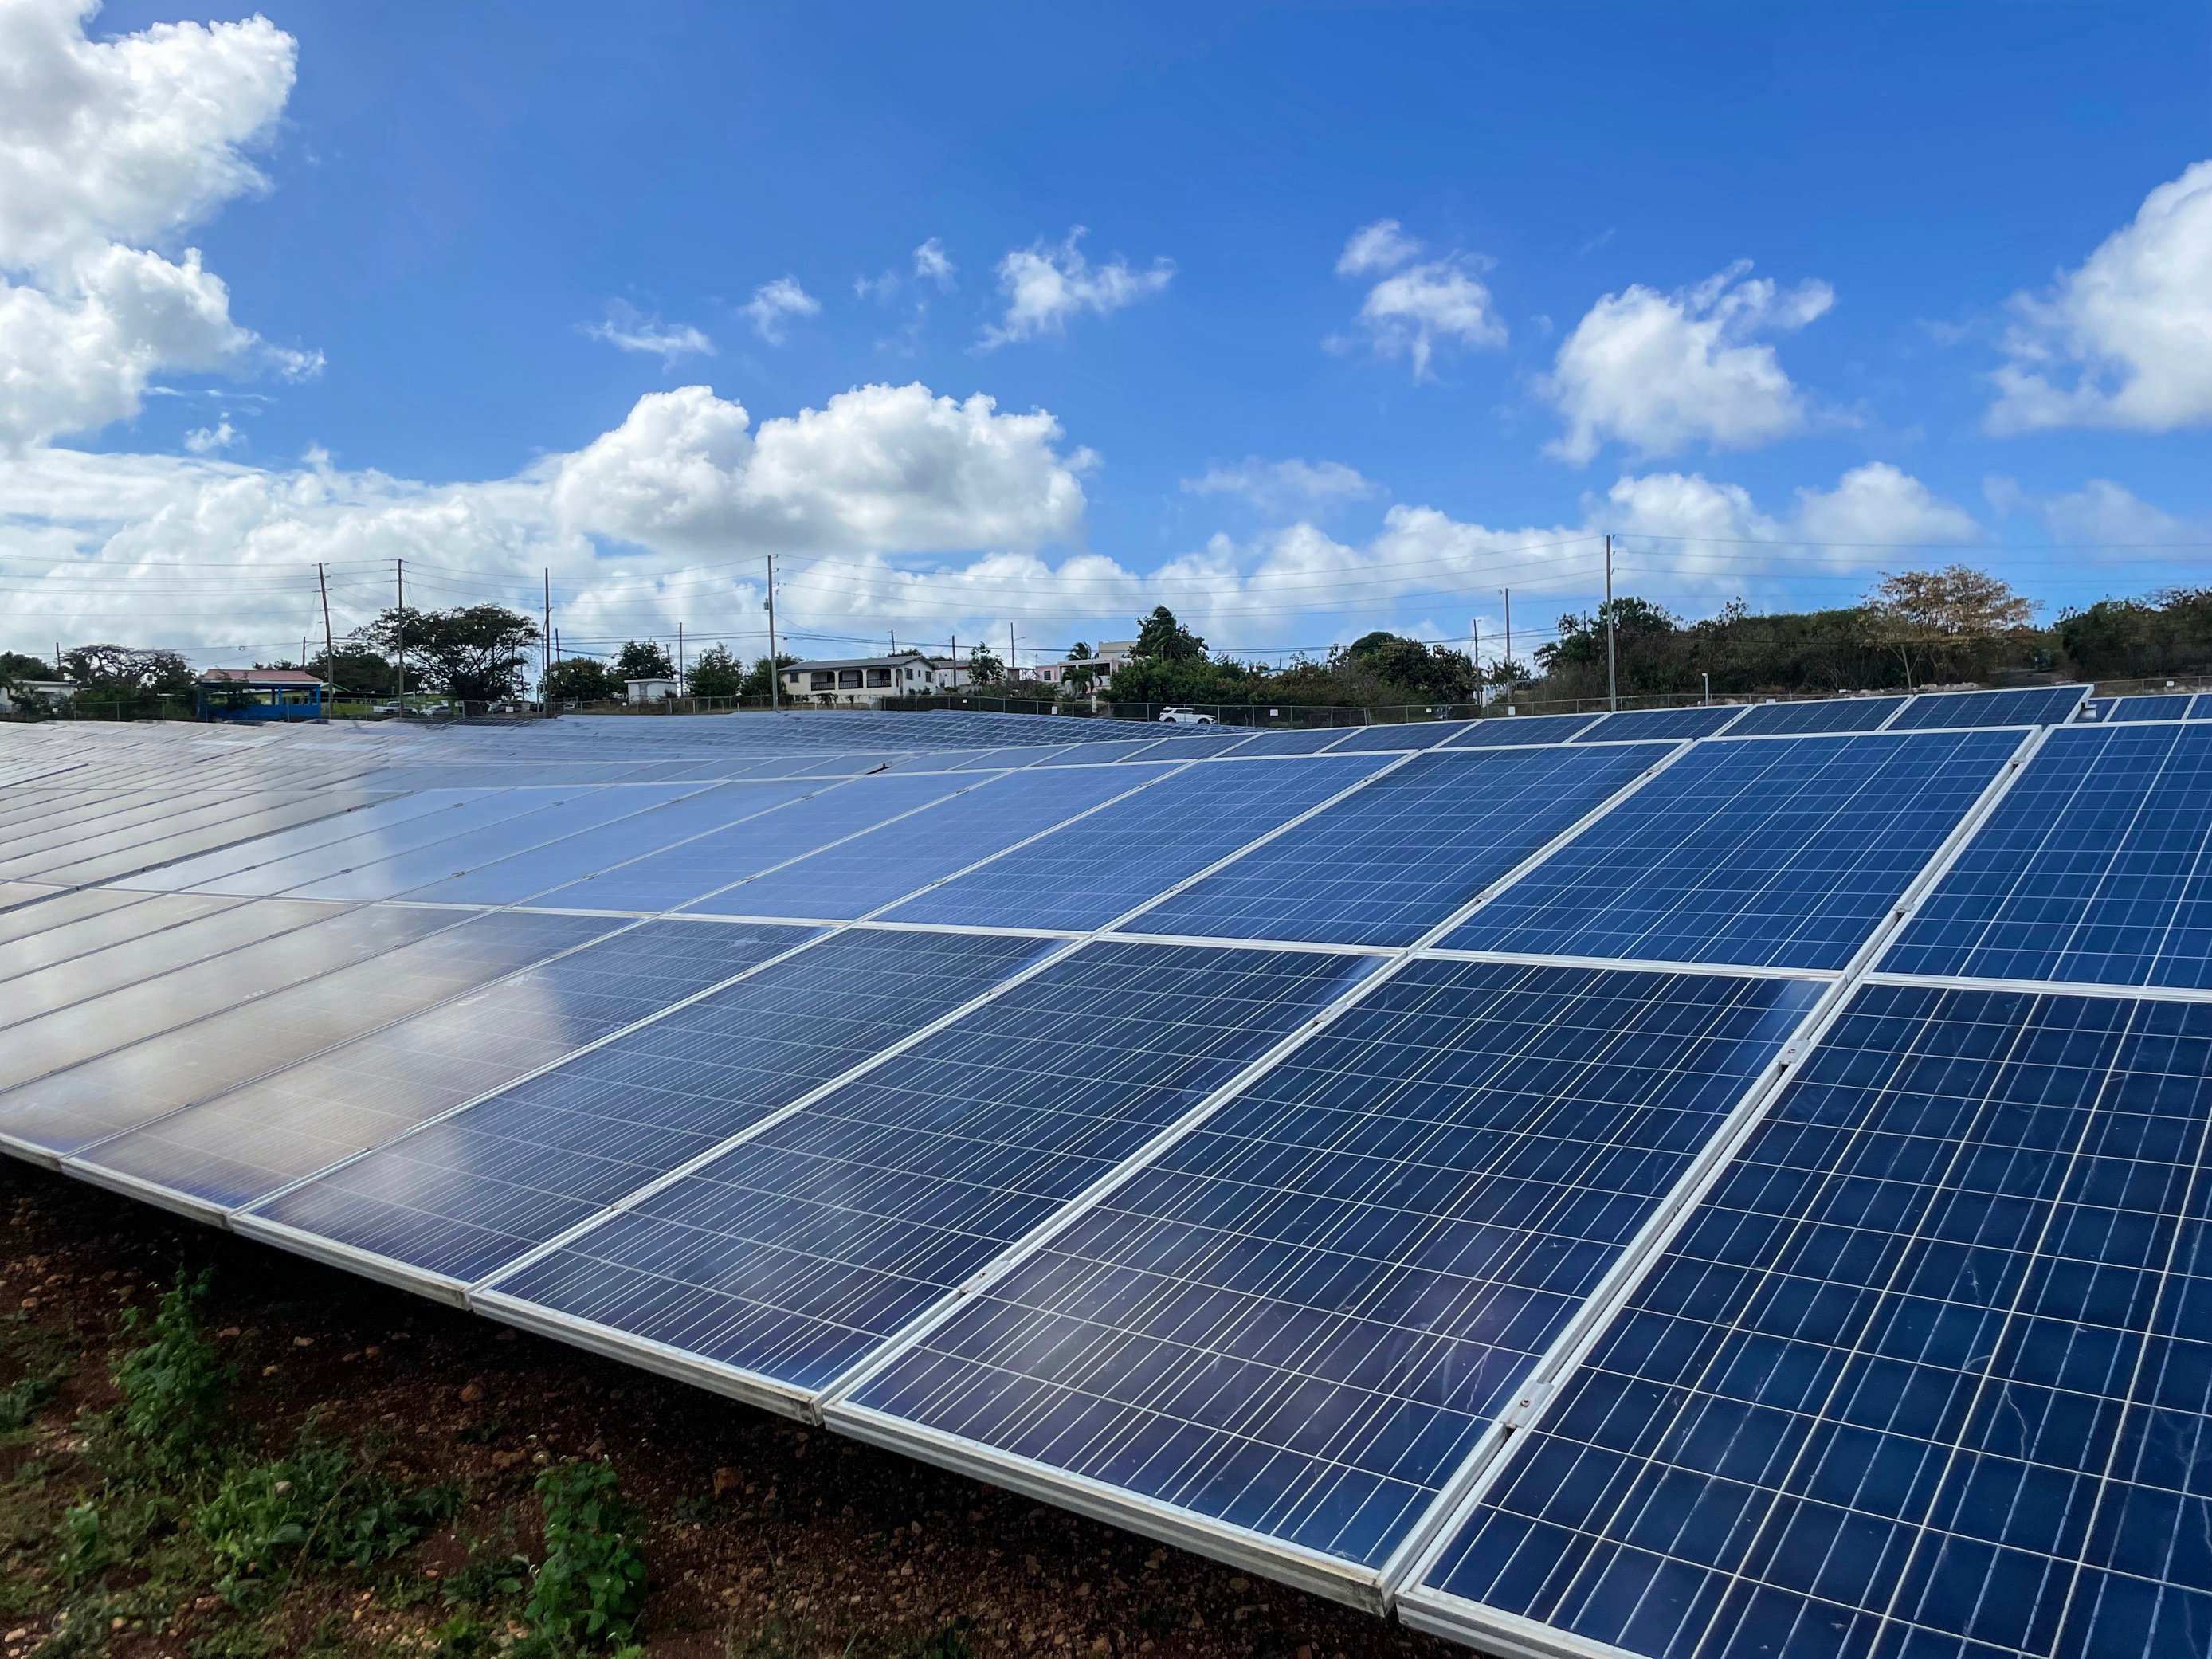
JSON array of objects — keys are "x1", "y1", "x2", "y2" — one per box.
[{"x1": 0, "y1": 1159, "x2": 1465, "y2": 1659}]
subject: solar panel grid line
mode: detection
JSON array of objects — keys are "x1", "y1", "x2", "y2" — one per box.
[
  {"x1": 677, "y1": 759, "x2": 1210, "y2": 925},
  {"x1": 1095, "y1": 747, "x2": 1433, "y2": 933},
  {"x1": 374, "y1": 776, "x2": 841, "y2": 908},
  {"x1": 465, "y1": 928, "x2": 1100, "y2": 1308},
  {"x1": 1291, "y1": 738, "x2": 1699, "y2": 955},
  {"x1": 815, "y1": 947, "x2": 1411, "y2": 1414},
  {"x1": 1387, "y1": 720, "x2": 2061, "y2": 1611},
  {"x1": 1451, "y1": 725, "x2": 2053, "y2": 973},
  {"x1": 1849, "y1": 995, "x2": 2188, "y2": 1659},
  {"x1": 0, "y1": 898, "x2": 415, "y2": 1115},
  {"x1": 0, "y1": 891, "x2": 214, "y2": 987},
  {"x1": 34, "y1": 792, "x2": 422, "y2": 892},
  {"x1": 46, "y1": 908, "x2": 673, "y2": 1198},
  {"x1": 597, "y1": 770, "x2": 1026, "y2": 924},
  {"x1": 406, "y1": 771, "x2": 910, "y2": 911},
  {"x1": 818, "y1": 747, "x2": 1795, "y2": 1595},
  {"x1": 1399, "y1": 987, "x2": 2209, "y2": 1659},
  {"x1": 480, "y1": 942, "x2": 1363, "y2": 1424},
  {"x1": 220, "y1": 921, "x2": 841, "y2": 1237},
  {"x1": 0, "y1": 902, "x2": 508, "y2": 1169}
]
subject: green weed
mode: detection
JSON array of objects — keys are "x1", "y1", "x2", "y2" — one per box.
[
  {"x1": 111, "y1": 1268, "x2": 232, "y2": 1478},
  {"x1": 526, "y1": 1459, "x2": 647, "y2": 1653}
]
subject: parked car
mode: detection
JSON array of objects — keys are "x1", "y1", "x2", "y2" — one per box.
[{"x1": 1158, "y1": 707, "x2": 1217, "y2": 725}]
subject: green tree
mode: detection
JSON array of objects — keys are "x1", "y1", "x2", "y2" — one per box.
[
  {"x1": 302, "y1": 645, "x2": 397, "y2": 696},
  {"x1": 355, "y1": 606, "x2": 540, "y2": 703},
  {"x1": 544, "y1": 657, "x2": 621, "y2": 702},
  {"x1": 739, "y1": 653, "x2": 797, "y2": 697},
  {"x1": 1339, "y1": 632, "x2": 1475, "y2": 701},
  {"x1": 967, "y1": 642, "x2": 1006, "y2": 687},
  {"x1": 612, "y1": 639, "x2": 674, "y2": 681},
  {"x1": 1133, "y1": 606, "x2": 1206, "y2": 662},
  {"x1": 686, "y1": 644, "x2": 743, "y2": 698},
  {"x1": 61, "y1": 643, "x2": 196, "y2": 698},
  {"x1": 1059, "y1": 640, "x2": 1098, "y2": 694},
  {"x1": 0, "y1": 650, "x2": 54, "y2": 682}
]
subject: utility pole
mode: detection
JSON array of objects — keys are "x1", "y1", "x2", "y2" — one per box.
[
  {"x1": 1603, "y1": 533, "x2": 1618, "y2": 713},
  {"x1": 677, "y1": 622, "x2": 684, "y2": 699},
  {"x1": 316, "y1": 562, "x2": 335, "y2": 721},
  {"x1": 1470, "y1": 616, "x2": 1480, "y2": 713},
  {"x1": 1503, "y1": 588, "x2": 1514, "y2": 716},
  {"x1": 764, "y1": 555, "x2": 780, "y2": 711},
  {"x1": 394, "y1": 559, "x2": 406, "y2": 715},
  {"x1": 543, "y1": 569, "x2": 552, "y2": 717}
]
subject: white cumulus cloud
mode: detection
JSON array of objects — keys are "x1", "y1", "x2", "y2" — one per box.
[
  {"x1": 0, "y1": 243, "x2": 253, "y2": 449},
  {"x1": 1987, "y1": 159, "x2": 2212, "y2": 433},
  {"x1": 551, "y1": 381, "x2": 1091, "y2": 558},
  {"x1": 581, "y1": 300, "x2": 713, "y2": 367},
  {"x1": 742, "y1": 276, "x2": 820, "y2": 345},
  {"x1": 1331, "y1": 220, "x2": 1506, "y2": 381},
  {"x1": 0, "y1": 0, "x2": 296, "y2": 271},
  {"x1": 1543, "y1": 261, "x2": 1834, "y2": 463},
  {"x1": 0, "y1": 1, "x2": 308, "y2": 451},
  {"x1": 980, "y1": 228, "x2": 1173, "y2": 347},
  {"x1": 182, "y1": 415, "x2": 237, "y2": 453}
]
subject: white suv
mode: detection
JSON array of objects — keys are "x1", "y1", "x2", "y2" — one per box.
[{"x1": 1158, "y1": 707, "x2": 1217, "y2": 725}]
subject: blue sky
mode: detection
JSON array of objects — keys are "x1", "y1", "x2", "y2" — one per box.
[{"x1": 4, "y1": 0, "x2": 2208, "y2": 667}]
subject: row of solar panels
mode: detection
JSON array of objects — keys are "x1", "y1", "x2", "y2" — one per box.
[{"x1": 4, "y1": 680, "x2": 2210, "y2": 1654}]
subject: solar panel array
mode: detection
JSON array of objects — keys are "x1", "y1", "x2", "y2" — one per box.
[{"x1": 33, "y1": 684, "x2": 2212, "y2": 1653}]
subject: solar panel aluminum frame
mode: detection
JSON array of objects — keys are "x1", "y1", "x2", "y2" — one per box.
[
  {"x1": 833, "y1": 1406, "x2": 1399, "y2": 1612},
  {"x1": 1389, "y1": 722, "x2": 2058, "y2": 1641}
]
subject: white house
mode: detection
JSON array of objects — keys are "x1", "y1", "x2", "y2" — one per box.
[
  {"x1": 0, "y1": 679, "x2": 76, "y2": 714},
  {"x1": 781, "y1": 651, "x2": 935, "y2": 704},
  {"x1": 625, "y1": 677, "x2": 677, "y2": 704}
]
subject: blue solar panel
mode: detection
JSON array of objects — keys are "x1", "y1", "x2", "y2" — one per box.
[
  {"x1": 1411, "y1": 982, "x2": 2212, "y2": 1659},
  {"x1": 1443, "y1": 713, "x2": 1604, "y2": 747},
  {"x1": 1232, "y1": 728, "x2": 1364, "y2": 756},
  {"x1": 877, "y1": 755, "x2": 1389, "y2": 932},
  {"x1": 1032, "y1": 739, "x2": 1168, "y2": 766},
  {"x1": 1575, "y1": 708, "x2": 1745, "y2": 743},
  {"x1": 1885, "y1": 722, "x2": 2212, "y2": 990},
  {"x1": 0, "y1": 908, "x2": 612, "y2": 1159},
  {"x1": 520, "y1": 771, "x2": 973, "y2": 913},
  {"x1": 1326, "y1": 721, "x2": 1475, "y2": 755},
  {"x1": 250, "y1": 928, "x2": 1052, "y2": 1285},
  {"x1": 2101, "y1": 694, "x2": 2194, "y2": 723},
  {"x1": 682, "y1": 766, "x2": 1147, "y2": 920},
  {"x1": 1889, "y1": 684, "x2": 2089, "y2": 729},
  {"x1": 1723, "y1": 697, "x2": 1908, "y2": 736},
  {"x1": 280, "y1": 787, "x2": 702, "y2": 902},
  {"x1": 73, "y1": 919, "x2": 816, "y2": 1212},
  {"x1": 1135, "y1": 744, "x2": 1669, "y2": 947},
  {"x1": 117, "y1": 789, "x2": 501, "y2": 893},
  {"x1": 1128, "y1": 732, "x2": 1259, "y2": 760},
  {"x1": 841, "y1": 961, "x2": 1820, "y2": 1574},
  {"x1": 2191, "y1": 693, "x2": 2212, "y2": 721},
  {"x1": 398, "y1": 781, "x2": 828, "y2": 906},
  {"x1": 483, "y1": 941, "x2": 1375, "y2": 1400},
  {"x1": 1445, "y1": 730, "x2": 2021, "y2": 970}
]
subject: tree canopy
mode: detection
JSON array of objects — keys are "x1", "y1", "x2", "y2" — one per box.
[
  {"x1": 354, "y1": 606, "x2": 539, "y2": 703},
  {"x1": 613, "y1": 640, "x2": 674, "y2": 681}
]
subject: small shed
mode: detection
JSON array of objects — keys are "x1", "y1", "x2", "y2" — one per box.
[
  {"x1": 195, "y1": 669, "x2": 330, "y2": 722},
  {"x1": 626, "y1": 677, "x2": 678, "y2": 704}
]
